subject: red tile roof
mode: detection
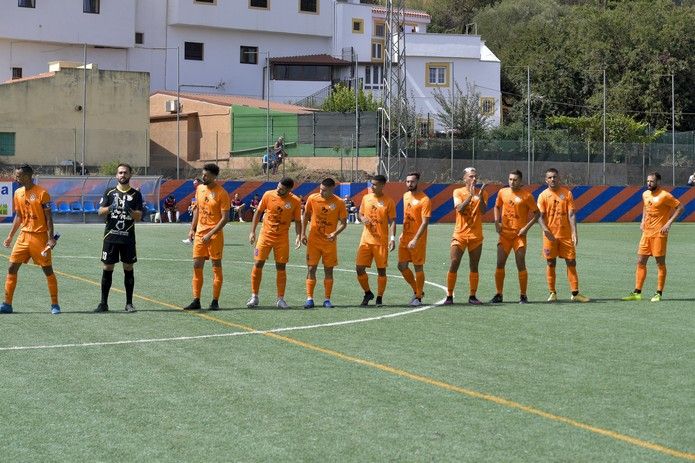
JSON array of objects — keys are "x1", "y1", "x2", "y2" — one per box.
[
  {"x1": 152, "y1": 91, "x2": 316, "y2": 114},
  {"x1": 2, "y1": 71, "x2": 56, "y2": 85},
  {"x1": 269, "y1": 54, "x2": 351, "y2": 66}
]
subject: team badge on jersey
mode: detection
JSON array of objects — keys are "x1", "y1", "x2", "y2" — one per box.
[
  {"x1": 559, "y1": 194, "x2": 565, "y2": 200},
  {"x1": 284, "y1": 202, "x2": 291, "y2": 209},
  {"x1": 29, "y1": 193, "x2": 36, "y2": 201},
  {"x1": 377, "y1": 201, "x2": 384, "y2": 207},
  {"x1": 652, "y1": 197, "x2": 660, "y2": 203},
  {"x1": 328, "y1": 203, "x2": 336, "y2": 210},
  {"x1": 412, "y1": 199, "x2": 420, "y2": 206},
  {"x1": 514, "y1": 196, "x2": 521, "y2": 203}
]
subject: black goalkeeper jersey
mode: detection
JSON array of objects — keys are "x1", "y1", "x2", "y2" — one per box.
[{"x1": 100, "y1": 187, "x2": 144, "y2": 244}]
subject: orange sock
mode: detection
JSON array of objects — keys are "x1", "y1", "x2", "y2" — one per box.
[
  {"x1": 567, "y1": 266, "x2": 579, "y2": 293},
  {"x1": 415, "y1": 271, "x2": 425, "y2": 298},
  {"x1": 46, "y1": 273, "x2": 58, "y2": 305},
  {"x1": 469, "y1": 272, "x2": 479, "y2": 296},
  {"x1": 635, "y1": 263, "x2": 647, "y2": 291},
  {"x1": 377, "y1": 275, "x2": 387, "y2": 297},
  {"x1": 357, "y1": 273, "x2": 370, "y2": 292},
  {"x1": 446, "y1": 271, "x2": 457, "y2": 296},
  {"x1": 519, "y1": 270, "x2": 528, "y2": 295},
  {"x1": 192, "y1": 267, "x2": 203, "y2": 299},
  {"x1": 277, "y1": 269, "x2": 287, "y2": 298},
  {"x1": 657, "y1": 263, "x2": 666, "y2": 292},
  {"x1": 324, "y1": 278, "x2": 333, "y2": 299},
  {"x1": 212, "y1": 266, "x2": 223, "y2": 300},
  {"x1": 306, "y1": 278, "x2": 316, "y2": 299},
  {"x1": 251, "y1": 266, "x2": 262, "y2": 295},
  {"x1": 494, "y1": 268, "x2": 505, "y2": 294},
  {"x1": 546, "y1": 266, "x2": 556, "y2": 292},
  {"x1": 4, "y1": 273, "x2": 17, "y2": 304},
  {"x1": 400, "y1": 267, "x2": 417, "y2": 293}
]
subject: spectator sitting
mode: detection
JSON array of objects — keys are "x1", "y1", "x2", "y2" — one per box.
[
  {"x1": 262, "y1": 150, "x2": 278, "y2": 174},
  {"x1": 249, "y1": 193, "x2": 262, "y2": 222},
  {"x1": 163, "y1": 194, "x2": 180, "y2": 223},
  {"x1": 230, "y1": 193, "x2": 246, "y2": 222},
  {"x1": 343, "y1": 195, "x2": 359, "y2": 223},
  {"x1": 688, "y1": 171, "x2": 695, "y2": 186}
]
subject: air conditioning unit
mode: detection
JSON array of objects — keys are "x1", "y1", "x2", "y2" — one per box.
[{"x1": 165, "y1": 100, "x2": 180, "y2": 113}]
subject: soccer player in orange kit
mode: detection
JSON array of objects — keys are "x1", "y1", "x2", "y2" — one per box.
[
  {"x1": 183, "y1": 163, "x2": 230, "y2": 311},
  {"x1": 622, "y1": 172, "x2": 683, "y2": 302},
  {"x1": 300, "y1": 177, "x2": 347, "y2": 308},
  {"x1": 356, "y1": 175, "x2": 396, "y2": 306},
  {"x1": 398, "y1": 172, "x2": 431, "y2": 306},
  {"x1": 445, "y1": 167, "x2": 488, "y2": 305},
  {"x1": 247, "y1": 177, "x2": 302, "y2": 309},
  {"x1": 490, "y1": 170, "x2": 539, "y2": 304},
  {"x1": 1, "y1": 164, "x2": 60, "y2": 314},
  {"x1": 537, "y1": 167, "x2": 590, "y2": 303}
]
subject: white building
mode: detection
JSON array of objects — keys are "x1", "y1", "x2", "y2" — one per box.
[{"x1": 0, "y1": 0, "x2": 500, "y2": 129}]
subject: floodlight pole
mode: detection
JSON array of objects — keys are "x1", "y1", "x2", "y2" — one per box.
[{"x1": 671, "y1": 73, "x2": 675, "y2": 186}]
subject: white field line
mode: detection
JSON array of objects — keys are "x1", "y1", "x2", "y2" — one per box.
[{"x1": 1, "y1": 258, "x2": 447, "y2": 351}]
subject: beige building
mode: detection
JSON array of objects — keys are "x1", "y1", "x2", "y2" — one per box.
[
  {"x1": 0, "y1": 62, "x2": 149, "y2": 171},
  {"x1": 149, "y1": 91, "x2": 314, "y2": 174}
]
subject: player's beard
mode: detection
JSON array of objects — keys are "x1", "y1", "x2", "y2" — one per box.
[{"x1": 118, "y1": 176, "x2": 130, "y2": 185}]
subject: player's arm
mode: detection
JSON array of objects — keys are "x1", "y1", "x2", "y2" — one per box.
[
  {"x1": 248, "y1": 196, "x2": 266, "y2": 244},
  {"x1": 188, "y1": 206, "x2": 199, "y2": 241},
  {"x1": 294, "y1": 208, "x2": 302, "y2": 249},
  {"x1": 128, "y1": 192, "x2": 143, "y2": 222},
  {"x1": 454, "y1": 190, "x2": 472, "y2": 213},
  {"x1": 98, "y1": 191, "x2": 113, "y2": 216},
  {"x1": 537, "y1": 205, "x2": 555, "y2": 241},
  {"x1": 358, "y1": 198, "x2": 370, "y2": 224},
  {"x1": 661, "y1": 203, "x2": 684, "y2": 234},
  {"x1": 519, "y1": 210, "x2": 540, "y2": 236},
  {"x1": 493, "y1": 202, "x2": 502, "y2": 234},
  {"x1": 569, "y1": 208, "x2": 578, "y2": 246},
  {"x1": 3, "y1": 210, "x2": 23, "y2": 248},
  {"x1": 388, "y1": 217, "x2": 397, "y2": 251},
  {"x1": 300, "y1": 206, "x2": 311, "y2": 245},
  {"x1": 477, "y1": 186, "x2": 488, "y2": 214},
  {"x1": 408, "y1": 216, "x2": 430, "y2": 249},
  {"x1": 43, "y1": 202, "x2": 57, "y2": 249}
]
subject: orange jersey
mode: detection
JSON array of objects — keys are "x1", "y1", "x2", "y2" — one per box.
[
  {"x1": 402, "y1": 191, "x2": 431, "y2": 241},
  {"x1": 305, "y1": 193, "x2": 347, "y2": 244},
  {"x1": 359, "y1": 193, "x2": 396, "y2": 246},
  {"x1": 14, "y1": 185, "x2": 50, "y2": 233},
  {"x1": 195, "y1": 182, "x2": 230, "y2": 235},
  {"x1": 642, "y1": 189, "x2": 681, "y2": 237},
  {"x1": 537, "y1": 186, "x2": 574, "y2": 239},
  {"x1": 258, "y1": 190, "x2": 301, "y2": 242},
  {"x1": 495, "y1": 187, "x2": 538, "y2": 238},
  {"x1": 452, "y1": 187, "x2": 488, "y2": 241}
]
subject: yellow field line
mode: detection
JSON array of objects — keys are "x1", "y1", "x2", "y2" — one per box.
[{"x1": 4, "y1": 256, "x2": 694, "y2": 461}]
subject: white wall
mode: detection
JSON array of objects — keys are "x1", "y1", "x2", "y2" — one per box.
[{"x1": 0, "y1": 0, "x2": 136, "y2": 47}]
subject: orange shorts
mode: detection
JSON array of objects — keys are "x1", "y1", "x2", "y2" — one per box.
[
  {"x1": 355, "y1": 242, "x2": 388, "y2": 268},
  {"x1": 451, "y1": 237, "x2": 483, "y2": 252},
  {"x1": 398, "y1": 240, "x2": 427, "y2": 265},
  {"x1": 638, "y1": 234, "x2": 668, "y2": 257},
  {"x1": 306, "y1": 241, "x2": 338, "y2": 267},
  {"x1": 498, "y1": 234, "x2": 527, "y2": 254},
  {"x1": 542, "y1": 237, "x2": 576, "y2": 260},
  {"x1": 255, "y1": 238, "x2": 290, "y2": 263},
  {"x1": 10, "y1": 231, "x2": 51, "y2": 267},
  {"x1": 193, "y1": 231, "x2": 224, "y2": 260}
]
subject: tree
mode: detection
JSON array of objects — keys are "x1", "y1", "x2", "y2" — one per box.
[
  {"x1": 321, "y1": 84, "x2": 380, "y2": 112},
  {"x1": 432, "y1": 82, "x2": 491, "y2": 138},
  {"x1": 547, "y1": 114, "x2": 666, "y2": 143}
]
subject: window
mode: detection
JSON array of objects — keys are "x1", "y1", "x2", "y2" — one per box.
[
  {"x1": 425, "y1": 62, "x2": 449, "y2": 87},
  {"x1": 480, "y1": 97, "x2": 496, "y2": 116},
  {"x1": 83, "y1": 0, "x2": 99, "y2": 14},
  {"x1": 11, "y1": 67, "x2": 22, "y2": 80},
  {"x1": 371, "y1": 40, "x2": 383, "y2": 61},
  {"x1": 249, "y1": 0, "x2": 268, "y2": 8},
  {"x1": 0, "y1": 133, "x2": 15, "y2": 156},
  {"x1": 373, "y1": 21, "x2": 385, "y2": 38},
  {"x1": 135, "y1": 32, "x2": 144, "y2": 45},
  {"x1": 272, "y1": 65, "x2": 331, "y2": 81},
  {"x1": 195, "y1": 0, "x2": 215, "y2": 3},
  {"x1": 299, "y1": 0, "x2": 317, "y2": 13},
  {"x1": 184, "y1": 42, "x2": 204, "y2": 61},
  {"x1": 352, "y1": 18, "x2": 363, "y2": 33},
  {"x1": 18, "y1": 0, "x2": 35, "y2": 8},
  {"x1": 417, "y1": 118, "x2": 433, "y2": 137},
  {"x1": 364, "y1": 65, "x2": 382, "y2": 90},
  {"x1": 240, "y1": 46, "x2": 258, "y2": 64}
]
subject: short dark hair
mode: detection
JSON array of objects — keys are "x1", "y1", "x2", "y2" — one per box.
[
  {"x1": 117, "y1": 163, "x2": 133, "y2": 173},
  {"x1": 203, "y1": 163, "x2": 220, "y2": 176},
  {"x1": 371, "y1": 174, "x2": 387, "y2": 184},
  {"x1": 510, "y1": 169, "x2": 523, "y2": 179},
  {"x1": 545, "y1": 168, "x2": 559, "y2": 176},
  {"x1": 16, "y1": 164, "x2": 33, "y2": 176},
  {"x1": 406, "y1": 172, "x2": 420, "y2": 180},
  {"x1": 280, "y1": 177, "x2": 294, "y2": 189},
  {"x1": 321, "y1": 177, "x2": 336, "y2": 187},
  {"x1": 648, "y1": 171, "x2": 661, "y2": 181}
]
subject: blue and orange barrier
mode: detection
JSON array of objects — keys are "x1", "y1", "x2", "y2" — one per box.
[{"x1": 5, "y1": 179, "x2": 695, "y2": 223}]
